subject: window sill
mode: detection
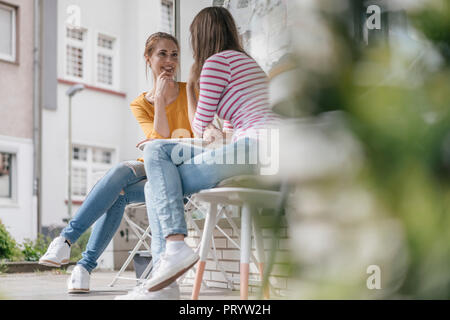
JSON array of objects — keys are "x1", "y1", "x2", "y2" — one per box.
[
  {"x1": 0, "y1": 199, "x2": 19, "y2": 208},
  {"x1": 0, "y1": 58, "x2": 19, "y2": 65},
  {"x1": 64, "y1": 199, "x2": 84, "y2": 206},
  {"x1": 58, "y1": 78, "x2": 126, "y2": 98}
]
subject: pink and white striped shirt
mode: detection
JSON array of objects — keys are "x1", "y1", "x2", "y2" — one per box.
[{"x1": 192, "y1": 50, "x2": 281, "y2": 141}]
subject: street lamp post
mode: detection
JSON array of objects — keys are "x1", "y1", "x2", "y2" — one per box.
[{"x1": 66, "y1": 84, "x2": 84, "y2": 219}]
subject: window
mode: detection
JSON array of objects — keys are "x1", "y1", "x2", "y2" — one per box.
[
  {"x1": 64, "y1": 27, "x2": 121, "y2": 88},
  {"x1": 98, "y1": 35, "x2": 113, "y2": 49},
  {"x1": 92, "y1": 148, "x2": 112, "y2": 164},
  {"x1": 73, "y1": 146, "x2": 87, "y2": 161},
  {"x1": 71, "y1": 145, "x2": 114, "y2": 199},
  {"x1": 0, "y1": 152, "x2": 13, "y2": 198},
  {"x1": 72, "y1": 167, "x2": 87, "y2": 197},
  {"x1": 0, "y1": 3, "x2": 16, "y2": 62},
  {"x1": 67, "y1": 27, "x2": 84, "y2": 41},
  {"x1": 65, "y1": 26, "x2": 87, "y2": 79},
  {"x1": 96, "y1": 34, "x2": 116, "y2": 87},
  {"x1": 212, "y1": 0, "x2": 226, "y2": 6},
  {"x1": 160, "y1": 0, "x2": 174, "y2": 35}
]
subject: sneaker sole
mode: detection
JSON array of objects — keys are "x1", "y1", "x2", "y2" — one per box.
[
  {"x1": 38, "y1": 259, "x2": 70, "y2": 268},
  {"x1": 68, "y1": 288, "x2": 90, "y2": 294},
  {"x1": 147, "y1": 256, "x2": 199, "y2": 292}
]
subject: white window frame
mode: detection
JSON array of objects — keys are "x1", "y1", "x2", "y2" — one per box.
[
  {"x1": 0, "y1": 148, "x2": 18, "y2": 207},
  {"x1": 70, "y1": 143, "x2": 116, "y2": 202},
  {"x1": 64, "y1": 26, "x2": 89, "y2": 82},
  {"x1": 94, "y1": 31, "x2": 119, "y2": 90},
  {"x1": 160, "y1": 0, "x2": 174, "y2": 35},
  {"x1": 0, "y1": 3, "x2": 17, "y2": 63}
]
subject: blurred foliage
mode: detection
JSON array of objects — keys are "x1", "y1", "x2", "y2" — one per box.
[
  {"x1": 411, "y1": 1, "x2": 450, "y2": 62},
  {"x1": 0, "y1": 218, "x2": 91, "y2": 263},
  {"x1": 0, "y1": 220, "x2": 21, "y2": 261},
  {"x1": 20, "y1": 234, "x2": 52, "y2": 262},
  {"x1": 281, "y1": 0, "x2": 450, "y2": 299}
]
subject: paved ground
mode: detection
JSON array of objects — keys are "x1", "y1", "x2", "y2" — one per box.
[{"x1": 0, "y1": 270, "x2": 245, "y2": 300}]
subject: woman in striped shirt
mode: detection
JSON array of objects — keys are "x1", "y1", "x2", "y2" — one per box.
[{"x1": 141, "y1": 6, "x2": 281, "y2": 293}]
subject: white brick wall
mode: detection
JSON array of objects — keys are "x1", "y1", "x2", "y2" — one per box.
[{"x1": 184, "y1": 215, "x2": 291, "y2": 297}]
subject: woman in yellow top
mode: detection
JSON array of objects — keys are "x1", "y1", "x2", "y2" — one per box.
[{"x1": 38, "y1": 32, "x2": 194, "y2": 298}]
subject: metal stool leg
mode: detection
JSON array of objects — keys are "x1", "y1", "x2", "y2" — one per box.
[{"x1": 109, "y1": 224, "x2": 152, "y2": 287}]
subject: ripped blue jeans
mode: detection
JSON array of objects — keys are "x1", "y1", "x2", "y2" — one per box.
[
  {"x1": 60, "y1": 161, "x2": 162, "y2": 273},
  {"x1": 143, "y1": 138, "x2": 257, "y2": 242}
]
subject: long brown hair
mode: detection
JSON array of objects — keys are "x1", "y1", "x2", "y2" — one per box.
[
  {"x1": 144, "y1": 32, "x2": 179, "y2": 79},
  {"x1": 190, "y1": 7, "x2": 247, "y2": 86}
]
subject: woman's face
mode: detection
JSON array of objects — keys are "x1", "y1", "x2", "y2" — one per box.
[{"x1": 147, "y1": 39, "x2": 179, "y2": 79}]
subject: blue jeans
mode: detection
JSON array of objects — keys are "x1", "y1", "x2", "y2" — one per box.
[
  {"x1": 143, "y1": 138, "x2": 257, "y2": 252},
  {"x1": 60, "y1": 161, "x2": 159, "y2": 273}
]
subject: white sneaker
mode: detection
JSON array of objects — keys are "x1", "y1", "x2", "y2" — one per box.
[
  {"x1": 39, "y1": 236, "x2": 71, "y2": 267},
  {"x1": 114, "y1": 281, "x2": 180, "y2": 300},
  {"x1": 144, "y1": 244, "x2": 199, "y2": 292},
  {"x1": 67, "y1": 265, "x2": 90, "y2": 293}
]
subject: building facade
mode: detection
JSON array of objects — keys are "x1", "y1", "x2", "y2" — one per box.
[
  {"x1": 0, "y1": 0, "x2": 211, "y2": 256},
  {"x1": 41, "y1": 0, "x2": 211, "y2": 270},
  {"x1": 0, "y1": 0, "x2": 37, "y2": 243}
]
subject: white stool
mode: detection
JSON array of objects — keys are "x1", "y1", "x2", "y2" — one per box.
[{"x1": 191, "y1": 187, "x2": 282, "y2": 300}]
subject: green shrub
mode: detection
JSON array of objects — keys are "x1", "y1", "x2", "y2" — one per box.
[
  {"x1": 0, "y1": 220, "x2": 20, "y2": 261},
  {"x1": 0, "y1": 220, "x2": 93, "y2": 263},
  {"x1": 20, "y1": 234, "x2": 52, "y2": 262},
  {"x1": 17, "y1": 229, "x2": 92, "y2": 263}
]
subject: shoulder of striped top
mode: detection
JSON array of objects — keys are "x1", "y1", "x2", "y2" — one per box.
[
  {"x1": 216, "y1": 49, "x2": 239, "y2": 56},
  {"x1": 201, "y1": 54, "x2": 232, "y2": 82},
  {"x1": 215, "y1": 50, "x2": 248, "y2": 60},
  {"x1": 207, "y1": 50, "x2": 243, "y2": 60},
  {"x1": 205, "y1": 52, "x2": 230, "y2": 63}
]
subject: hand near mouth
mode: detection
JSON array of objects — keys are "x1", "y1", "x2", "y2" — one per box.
[{"x1": 152, "y1": 71, "x2": 178, "y2": 107}]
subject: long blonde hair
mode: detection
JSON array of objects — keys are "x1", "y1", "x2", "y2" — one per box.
[{"x1": 189, "y1": 7, "x2": 247, "y2": 88}]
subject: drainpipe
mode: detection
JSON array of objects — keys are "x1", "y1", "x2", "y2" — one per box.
[
  {"x1": 33, "y1": 0, "x2": 42, "y2": 237},
  {"x1": 174, "y1": 0, "x2": 180, "y2": 81}
]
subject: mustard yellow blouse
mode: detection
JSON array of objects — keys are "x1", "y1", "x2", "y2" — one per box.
[
  {"x1": 130, "y1": 82, "x2": 193, "y2": 140},
  {"x1": 130, "y1": 82, "x2": 193, "y2": 161}
]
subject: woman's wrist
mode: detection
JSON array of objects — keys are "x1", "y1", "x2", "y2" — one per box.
[{"x1": 153, "y1": 95, "x2": 166, "y2": 108}]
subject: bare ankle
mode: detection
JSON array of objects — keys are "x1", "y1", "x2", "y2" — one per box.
[{"x1": 166, "y1": 234, "x2": 184, "y2": 242}]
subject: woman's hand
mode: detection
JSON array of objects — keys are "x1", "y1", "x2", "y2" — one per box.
[
  {"x1": 203, "y1": 123, "x2": 224, "y2": 146},
  {"x1": 153, "y1": 71, "x2": 176, "y2": 107}
]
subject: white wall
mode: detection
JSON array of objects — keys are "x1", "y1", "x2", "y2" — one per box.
[
  {"x1": 38, "y1": 0, "x2": 215, "y2": 270},
  {"x1": 0, "y1": 136, "x2": 36, "y2": 243},
  {"x1": 41, "y1": 0, "x2": 213, "y2": 228},
  {"x1": 41, "y1": 0, "x2": 161, "y2": 227},
  {"x1": 0, "y1": 0, "x2": 36, "y2": 244},
  {"x1": 119, "y1": 0, "x2": 162, "y2": 158}
]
